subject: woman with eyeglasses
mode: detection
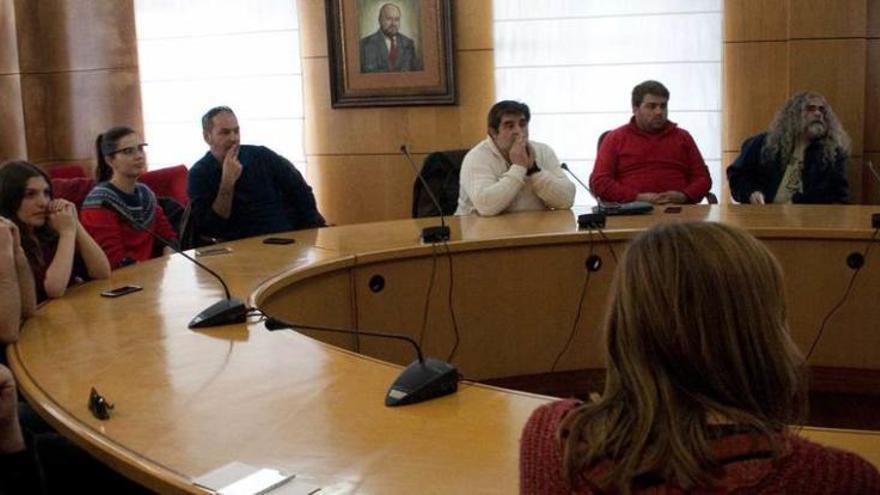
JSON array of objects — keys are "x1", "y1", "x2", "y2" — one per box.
[
  {"x1": 80, "y1": 126, "x2": 177, "y2": 269},
  {"x1": 520, "y1": 222, "x2": 880, "y2": 494},
  {"x1": 0, "y1": 161, "x2": 110, "y2": 302}
]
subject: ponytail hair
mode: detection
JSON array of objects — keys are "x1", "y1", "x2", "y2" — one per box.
[{"x1": 95, "y1": 126, "x2": 136, "y2": 182}]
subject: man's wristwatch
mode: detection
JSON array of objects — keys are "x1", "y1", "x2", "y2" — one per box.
[{"x1": 526, "y1": 162, "x2": 541, "y2": 176}]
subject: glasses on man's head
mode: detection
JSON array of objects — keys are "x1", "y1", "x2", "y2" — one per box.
[{"x1": 108, "y1": 143, "x2": 148, "y2": 157}]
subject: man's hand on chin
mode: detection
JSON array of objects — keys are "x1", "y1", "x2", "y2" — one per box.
[{"x1": 509, "y1": 135, "x2": 531, "y2": 167}]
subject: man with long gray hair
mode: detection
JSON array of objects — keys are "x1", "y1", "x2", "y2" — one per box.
[{"x1": 727, "y1": 92, "x2": 850, "y2": 204}]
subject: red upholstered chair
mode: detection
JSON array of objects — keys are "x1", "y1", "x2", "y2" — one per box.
[
  {"x1": 139, "y1": 165, "x2": 188, "y2": 206},
  {"x1": 46, "y1": 163, "x2": 88, "y2": 180},
  {"x1": 51, "y1": 177, "x2": 95, "y2": 210}
]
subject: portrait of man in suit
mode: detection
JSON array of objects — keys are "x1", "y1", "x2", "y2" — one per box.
[{"x1": 359, "y1": 2, "x2": 423, "y2": 73}]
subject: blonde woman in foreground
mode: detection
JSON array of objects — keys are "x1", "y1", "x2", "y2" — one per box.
[{"x1": 520, "y1": 222, "x2": 879, "y2": 494}]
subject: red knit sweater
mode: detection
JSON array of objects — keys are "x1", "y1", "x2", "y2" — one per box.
[
  {"x1": 589, "y1": 119, "x2": 712, "y2": 203},
  {"x1": 80, "y1": 206, "x2": 177, "y2": 268},
  {"x1": 520, "y1": 399, "x2": 880, "y2": 494}
]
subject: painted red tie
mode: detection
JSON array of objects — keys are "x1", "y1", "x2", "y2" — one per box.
[{"x1": 388, "y1": 36, "x2": 399, "y2": 70}]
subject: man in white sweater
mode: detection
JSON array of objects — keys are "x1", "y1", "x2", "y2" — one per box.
[{"x1": 455, "y1": 101, "x2": 575, "y2": 216}]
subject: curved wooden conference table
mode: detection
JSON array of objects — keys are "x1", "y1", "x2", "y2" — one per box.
[{"x1": 8, "y1": 204, "x2": 880, "y2": 493}]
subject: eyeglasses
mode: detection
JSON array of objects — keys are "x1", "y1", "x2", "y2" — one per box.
[
  {"x1": 88, "y1": 387, "x2": 114, "y2": 420},
  {"x1": 107, "y1": 143, "x2": 148, "y2": 157},
  {"x1": 804, "y1": 104, "x2": 826, "y2": 113}
]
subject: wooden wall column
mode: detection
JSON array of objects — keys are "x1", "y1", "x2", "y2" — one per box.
[
  {"x1": 2, "y1": 0, "x2": 143, "y2": 172},
  {"x1": 724, "y1": 0, "x2": 878, "y2": 203},
  {"x1": 0, "y1": 0, "x2": 27, "y2": 160}
]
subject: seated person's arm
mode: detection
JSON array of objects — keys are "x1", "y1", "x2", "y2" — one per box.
[
  {"x1": 528, "y1": 146, "x2": 575, "y2": 209},
  {"x1": 152, "y1": 206, "x2": 179, "y2": 254},
  {"x1": 211, "y1": 145, "x2": 242, "y2": 220},
  {"x1": 80, "y1": 207, "x2": 130, "y2": 268},
  {"x1": 0, "y1": 365, "x2": 24, "y2": 455},
  {"x1": 794, "y1": 151, "x2": 850, "y2": 204},
  {"x1": 269, "y1": 150, "x2": 326, "y2": 229},
  {"x1": 825, "y1": 152, "x2": 850, "y2": 204},
  {"x1": 677, "y1": 132, "x2": 712, "y2": 203},
  {"x1": 43, "y1": 201, "x2": 79, "y2": 299},
  {"x1": 519, "y1": 401, "x2": 574, "y2": 494},
  {"x1": 0, "y1": 218, "x2": 34, "y2": 320},
  {"x1": 0, "y1": 364, "x2": 44, "y2": 494},
  {"x1": 73, "y1": 213, "x2": 111, "y2": 280},
  {"x1": 14, "y1": 247, "x2": 35, "y2": 319},
  {"x1": 0, "y1": 226, "x2": 21, "y2": 344},
  {"x1": 460, "y1": 149, "x2": 528, "y2": 217},
  {"x1": 589, "y1": 134, "x2": 639, "y2": 203},
  {"x1": 726, "y1": 135, "x2": 766, "y2": 204},
  {"x1": 188, "y1": 160, "x2": 230, "y2": 240}
]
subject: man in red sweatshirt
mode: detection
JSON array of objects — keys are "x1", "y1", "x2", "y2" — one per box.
[{"x1": 589, "y1": 80, "x2": 711, "y2": 204}]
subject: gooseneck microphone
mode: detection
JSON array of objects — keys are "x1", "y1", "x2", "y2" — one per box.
[
  {"x1": 400, "y1": 145, "x2": 451, "y2": 243},
  {"x1": 866, "y1": 160, "x2": 880, "y2": 229},
  {"x1": 101, "y1": 200, "x2": 248, "y2": 329},
  {"x1": 560, "y1": 162, "x2": 594, "y2": 197},
  {"x1": 263, "y1": 316, "x2": 458, "y2": 406},
  {"x1": 867, "y1": 160, "x2": 880, "y2": 187},
  {"x1": 560, "y1": 163, "x2": 606, "y2": 228}
]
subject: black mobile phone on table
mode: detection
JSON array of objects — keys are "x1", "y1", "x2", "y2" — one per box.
[
  {"x1": 263, "y1": 237, "x2": 296, "y2": 245},
  {"x1": 100, "y1": 285, "x2": 143, "y2": 298}
]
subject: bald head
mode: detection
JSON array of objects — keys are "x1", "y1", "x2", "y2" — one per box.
[{"x1": 378, "y1": 3, "x2": 401, "y2": 38}]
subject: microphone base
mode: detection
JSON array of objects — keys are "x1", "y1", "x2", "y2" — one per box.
[
  {"x1": 189, "y1": 298, "x2": 248, "y2": 329},
  {"x1": 593, "y1": 201, "x2": 654, "y2": 216},
  {"x1": 421, "y1": 225, "x2": 451, "y2": 243},
  {"x1": 577, "y1": 213, "x2": 606, "y2": 229},
  {"x1": 385, "y1": 358, "x2": 458, "y2": 407}
]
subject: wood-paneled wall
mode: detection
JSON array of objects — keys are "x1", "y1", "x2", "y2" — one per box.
[
  {"x1": 0, "y1": 0, "x2": 143, "y2": 173},
  {"x1": 297, "y1": 0, "x2": 494, "y2": 225},
  {"x1": 724, "y1": 0, "x2": 879, "y2": 204}
]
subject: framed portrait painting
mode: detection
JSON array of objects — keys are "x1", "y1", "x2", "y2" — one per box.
[{"x1": 325, "y1": 0, "x2": 455, "y2": 108}]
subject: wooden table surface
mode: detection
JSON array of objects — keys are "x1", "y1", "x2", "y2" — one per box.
[{"x1": 8, "y1": 205, "x2": 880, "y2": 493}]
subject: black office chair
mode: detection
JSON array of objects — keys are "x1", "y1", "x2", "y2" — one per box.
[
  {"x1": 596, "y1": 130, "x2": 718, "y2": 204},
  {"x1": 412, "y1": 149, "x2": 468, "y2": 218},
  {"x1": 177, "y1": 203, "x2": 225, "y2": 250}
]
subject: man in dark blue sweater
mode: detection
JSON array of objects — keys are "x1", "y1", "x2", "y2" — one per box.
[{"x1": 188, "y1": 106, "x2": 325, "y2": 242}]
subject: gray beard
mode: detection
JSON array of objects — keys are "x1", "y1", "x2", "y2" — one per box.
[{"x1": 805, "y1": 121, "x2": 827, "y2": 140}]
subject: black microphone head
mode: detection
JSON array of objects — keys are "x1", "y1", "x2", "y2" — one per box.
[
  {"x1": 560, "y1": 163, "x2": 569, "y2": 170},
  {"x1": 386, "y1": 358, "x2": 458, "y2": 407},
  {"x1": 264, "y1": 317, "x2": 289, "y2": 331},
  {"x1": 399, "y1": 144, "x2": 407, "y2": 153}
]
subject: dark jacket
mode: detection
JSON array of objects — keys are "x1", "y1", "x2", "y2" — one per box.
[
  {"x1": 727, "y1": 132, "x2": 849, "y2": 204},
  {"x1": 188, "y1": 145, "x2": 325, "y2": 241}
]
